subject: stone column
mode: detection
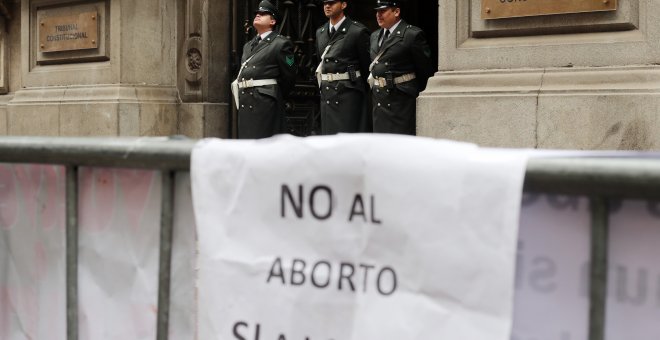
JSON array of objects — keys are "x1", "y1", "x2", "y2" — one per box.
[
  {"x1": 177, "y1": 0, "x2": 231, "y2": 138},
  {"x1": 1, "y1": 1, "x2": 24, "y2": 136},
  {"x1": 418, "y1": 0, "x2": 660, "y2": 150},
  {"x1": 7, "y1": 0, "x2": 179, "y2": 136}
]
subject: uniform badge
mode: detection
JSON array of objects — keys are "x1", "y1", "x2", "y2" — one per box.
[{"x1": 286, "y1": 55, "x2": 295, "y2": 66}]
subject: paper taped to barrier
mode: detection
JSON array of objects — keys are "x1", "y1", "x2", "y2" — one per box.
[
  {"x1": 191, "y1": 134, "x2": 529, "y2": 340},
  {"x1": 0, "y1": 165, "x2": 66, "y2": 340}
]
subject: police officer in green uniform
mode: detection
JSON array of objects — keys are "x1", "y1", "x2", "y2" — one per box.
[
  {"x1": 315, "y1": 0, "x2": 371, "y2": 134},
  {"x1": 233, "y1": 1, "x2": 297, "y2": 139},
  {"x1": 369, "y1": 0, "x2": 434, "y2": 135}
]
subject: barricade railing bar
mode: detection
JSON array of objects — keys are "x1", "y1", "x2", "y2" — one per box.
[{"x1": 2, "y1": 136, "x2": 659, "y2": 340}]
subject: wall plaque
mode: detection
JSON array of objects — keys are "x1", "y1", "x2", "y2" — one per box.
[
  {"x1": 482, "y1": 0, "x2": 617, "y2": 20},
  {"x1": 39, "y1": 11, "x2": 98, "y2": 52}
]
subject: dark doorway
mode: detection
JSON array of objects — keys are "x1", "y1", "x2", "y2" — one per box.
[{"x1": 230, "y1": 0, "x2": 439, "y2": 137}]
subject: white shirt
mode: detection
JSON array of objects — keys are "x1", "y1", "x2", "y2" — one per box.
[
  {"x1": 329, "y1": 15, "x2": 347, "y2": 34},
  {"x1": 388, "y1": 20, "x2": 402, "y2": 36},
  {"x1": 259, "y1": 31, "x2": 273, "y2": 41},
  {"x1": 379, "y1": 20, "x2": 402, "y2": 46}
]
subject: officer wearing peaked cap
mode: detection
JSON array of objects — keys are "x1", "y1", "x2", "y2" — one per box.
[
  {"x1": 369, "y1": 0, "x2": 434, "y2": 135},
  {"x1": 315, "y1": 0, "x2": 371, "y2": 134},
  {"x1": 256, "y1": 0, "x2": 277, "y2": 15},
  {"x1": 232, "y1": 0, "x2": 297, "y2": 139}
]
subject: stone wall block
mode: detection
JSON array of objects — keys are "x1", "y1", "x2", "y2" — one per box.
[
  {"x1": 8, "y1": 104, "x2": 59, "y2": 136},
  {"x1": 417, "y1": 96, "x2": 537, "y2": 148},
  {"x1": 59, "y1": 103, "x2": 118, "y2": 136},
  {"x1": 419, "y1": 65, "x2": 660, "y2": 150},
  {"x1": 179, "y1": 103, "x2": 229, "y2": 139},
  {"x1": 0, "y1": 105, "x2": 6, "y2": 135},
  {"x1": 537, "y1": 95, "x2": 660, "y2": 150},
  {"x1": 137, "y1": 103, "x2": 178, "y2": 137},
  {"x1": 423, "y1": 0, "x2": 660, "y2": 150}
]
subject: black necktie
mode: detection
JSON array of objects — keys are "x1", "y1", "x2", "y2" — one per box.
[
  {"x1": 251, "y1": 36, "x2": 261, "y2": 51},
  {"x1": 380, "y1": 29, "x2": 390, "y2": 47},
  {"x1": 329, "y1": 26, "x2": 336, "y2": 37}
]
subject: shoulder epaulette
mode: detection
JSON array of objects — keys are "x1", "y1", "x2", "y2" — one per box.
[{"x1": 352, "y1": 20, "x2": 367, "y2": 29}]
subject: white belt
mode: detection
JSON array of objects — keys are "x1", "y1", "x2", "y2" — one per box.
[
  {"x1": 320, "y1": 71, "x2": 361, "y2": 82},
  {"x1": 237, "y1": 78, "x2": 278, "y2": 89},
  {"x1": 231, "y1": 78, "x2": 278, "y2": 109},
  {"x1": 368, "y1": 73, "x2": 416, "y2": 88}
]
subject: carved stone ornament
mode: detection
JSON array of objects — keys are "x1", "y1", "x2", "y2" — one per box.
[
  {"x1": 187, "y1": 47, "x2": 202, "y2": 72},
  {"x1": 183, "y1": 36, "x2": 203, "y2": 83}
]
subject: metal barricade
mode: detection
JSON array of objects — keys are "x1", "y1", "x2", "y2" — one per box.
[
  {"x1": 0, "y1": 137, "x2": 195, "y2": 340},
  {"x1": 1, "y1": 136, "x2": 659, "y2": 340}
]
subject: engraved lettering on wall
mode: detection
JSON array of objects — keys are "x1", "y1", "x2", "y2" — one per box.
[{"x1": 39, "y1": 11, "x2": 99, "y2": 52}]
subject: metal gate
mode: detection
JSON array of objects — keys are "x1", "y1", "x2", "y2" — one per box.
[
  {"x1": 232, "y1": 0, "x2": 325, "y2": 136},
  {"x1": 1, "y1": 136, "x2": 658, "y2": 340}
]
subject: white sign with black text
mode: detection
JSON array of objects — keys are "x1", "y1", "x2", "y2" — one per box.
[{"x1": 191, "y1": 135, "x2": 529, "y2": 340}]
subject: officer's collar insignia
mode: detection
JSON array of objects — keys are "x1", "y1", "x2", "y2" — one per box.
[{"x1": 286, "y1": 55, "x2": 295, "y2": 66}]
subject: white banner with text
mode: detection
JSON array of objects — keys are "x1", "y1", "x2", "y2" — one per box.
[{"x1": 191, "y1": 135, "x2": 529, "y2": 340}]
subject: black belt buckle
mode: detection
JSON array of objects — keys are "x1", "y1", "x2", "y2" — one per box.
[
  {"x1": 348, "y1": 65, "x2": 357, "y2": 82},
  {"x1": 385, "y1": 72, "x2": 395, "y2": 90}
]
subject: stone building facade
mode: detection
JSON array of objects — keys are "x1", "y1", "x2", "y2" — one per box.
[
  {"x1": 1, "y1": 1, "x2": 656, "y2": 150},
  {"x1": 0, "y1": 0, "x2": 439, "y2": 139},
  {"x1": 419, "y1": 0, "x2": 660, "y2": 150},
  {"x1": 0, "y1": 0, "x2": 231, "y2": 138}
]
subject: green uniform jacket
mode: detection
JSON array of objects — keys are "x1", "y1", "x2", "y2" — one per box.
[
  {"x1": 369, "y1": 21, "x2": 434, "y2": 135},
  {"x1": 316, "y1": 18, "x2": 371, "y2": 134},
  {"x1": 237, "y1": 32, "x2": 297, "y2": 139}
]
